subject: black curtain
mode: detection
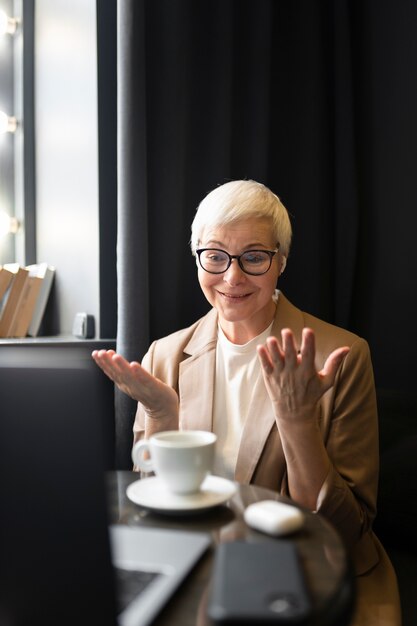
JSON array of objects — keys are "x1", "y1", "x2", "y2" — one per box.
[{"x1": 115, "y1": 0, "x2": 417, "y2": 468}]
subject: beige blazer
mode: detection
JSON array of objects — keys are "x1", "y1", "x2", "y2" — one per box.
[{"x1": 133, "y1": 292, "x2": 401, "y2": 625}]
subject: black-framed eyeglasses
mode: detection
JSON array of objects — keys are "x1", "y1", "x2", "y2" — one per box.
[{"x1": 196, "y1": 247, "x2": 279, "y2": 275}]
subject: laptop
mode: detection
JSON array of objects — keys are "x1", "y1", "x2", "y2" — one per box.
[
  {"x1": 111, "y1": 525, "x2": 210, "y2": 626},
  {"x1": 0, "y1": 350, "x2": 211, "y2": 626}
]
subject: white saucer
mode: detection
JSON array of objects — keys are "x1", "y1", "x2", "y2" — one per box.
[{"x1": 126, "y1": 475, "x2": 237, "y2": 514}]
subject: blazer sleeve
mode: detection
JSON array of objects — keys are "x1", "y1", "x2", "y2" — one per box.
[{"x1": 315, "y1": 337, "x2": 379, "y2": 554}]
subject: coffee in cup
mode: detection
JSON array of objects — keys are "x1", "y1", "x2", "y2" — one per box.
[{"x1": 131, "y1": 430, "x2": 217, "y2": 495}]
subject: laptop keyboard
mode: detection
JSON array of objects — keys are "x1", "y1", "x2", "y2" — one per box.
[{"x1": 114, "y1": 566, "x2": 161, "y2": 615}]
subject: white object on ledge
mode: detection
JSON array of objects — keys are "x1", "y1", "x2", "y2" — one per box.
[{"x1": 244, "y1": 499, "x2": 305, "y2": 536}]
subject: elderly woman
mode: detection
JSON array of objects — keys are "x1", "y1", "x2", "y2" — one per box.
[{"x1": 93, "y1": 180, "x2": 401, "y2": 626}]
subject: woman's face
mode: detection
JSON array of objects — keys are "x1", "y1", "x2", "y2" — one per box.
[{"x1": 197, "y1": 218, "x2": 282, "y2": 343}]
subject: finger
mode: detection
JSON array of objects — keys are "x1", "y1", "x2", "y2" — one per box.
[
  {"x1": 110, "y1": 352, "x2": 129, "y2": 370},
  {"x1": 92, "y1": 349, "x2": 116, "y2": 363},
  {"x1": 257, "y1": 345, "x2": 274, "y2": 375},
  {"x1": 94, "y1": 351, "x2": 127, "y2": 382},
  {"x1": 257, "y1": 337, "x2": 285, "y2": 377},
  {"x1": 91, "y1": 350, "x2": 115, "y2": 375},
  {"x1": 266, "y1": 336, "x2": 285, "y2": 364},
  {"x1": 126, "y1": 361, "x2": 152, "y2": 386},
  {"x1": 299, "y1": 328, "x2": 316, "y2": 369},
  {"x1": 92, "y1": 348, "x2": 112, "y2": 362},
  {"x1": 281, "y1": 328, "x2": 298, "y2": 368},
  {"x1": 97, "y1": 361, "x2": 120, "y2": 382},
  {"x1": 110, "y1": 353, "x2": 139, "y2": 383},
  {"x1": 320, "y1": 347, "x2": 350, "y2": 389}
]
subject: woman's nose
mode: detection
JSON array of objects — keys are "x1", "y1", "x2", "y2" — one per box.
[{"x1": 223, "y1": 259, "x2": 246, "y2": 285}]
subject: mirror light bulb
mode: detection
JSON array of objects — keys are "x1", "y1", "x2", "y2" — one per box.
[
  {"x1": 0, "y1": 211, "x2": 20, "y2": 237},
  {"x1": 0, "y1": 10, "x2": 18, "y2": 35},
  {"x1": 0, "y1": 111, "x2": 17, "y2": 134}
]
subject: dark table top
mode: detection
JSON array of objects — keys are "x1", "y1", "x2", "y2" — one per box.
[{"x1": 106, "y1": 471, "x2": 354, "y2": 626}]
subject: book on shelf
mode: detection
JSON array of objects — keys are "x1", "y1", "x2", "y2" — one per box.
[
  {"x1": 7, "y1": 267, "x2": 43, "y2": 338},
  {"x1": 0, "y1": 266, "x2": 15, "y2": 302},
  {"x1": 0, "y1": 264, "x2": 30, "y2": 337},
  {"x1": 27, "y1": 263, "x2": 55, "y2": 337}
]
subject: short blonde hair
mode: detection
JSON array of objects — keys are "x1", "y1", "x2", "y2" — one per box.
[{"x1": 190, "y1": 180, "x2": 292, "y2": 257}]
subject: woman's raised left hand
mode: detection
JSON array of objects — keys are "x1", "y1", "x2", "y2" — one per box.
[{"x1": 257, "y1": 328, "x2": 349, "y2": 421}]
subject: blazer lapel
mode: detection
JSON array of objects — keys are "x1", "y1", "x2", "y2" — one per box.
[
  {"x1": 178, "y1": 309, "x2": 217, "y2": 433},
  {"x1": 234, "y1": 379, "x2": 277, "y2": 483}
]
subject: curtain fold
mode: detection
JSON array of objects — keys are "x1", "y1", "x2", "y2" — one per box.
[
  {"x1": 331, "y1": 0, "x2": 360, "y2": 328},
  {"x1": 116, "y1": 0, "x2": 150, "y2": 467}
]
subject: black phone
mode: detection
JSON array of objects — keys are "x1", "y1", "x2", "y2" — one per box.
[{"x1": 207, "y1": 540, "x2": 312, "y2": 624}]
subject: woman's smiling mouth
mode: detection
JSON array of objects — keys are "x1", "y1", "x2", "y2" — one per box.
[{"x1": 218, "y1": 291, "x2": 252, "y2": 300}]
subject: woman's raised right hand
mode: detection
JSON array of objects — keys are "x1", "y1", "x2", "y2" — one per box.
[{"x1": 92, "y1": 349, "x2": 178, "y2": 419}]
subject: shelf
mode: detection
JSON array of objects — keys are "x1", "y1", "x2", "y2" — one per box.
[{"x1": 0, "y1": 336, "x2": 116, "y2": 346}]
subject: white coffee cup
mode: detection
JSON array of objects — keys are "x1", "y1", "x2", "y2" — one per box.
[{"x1": 131, "y1": 430, "x2": 217, "y2": 495}]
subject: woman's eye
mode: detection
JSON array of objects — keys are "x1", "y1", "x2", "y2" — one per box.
[
  {"x1": 206, "y1": 253, "x2": 226, "y2": 263},
  {"x1": 244, "y1": 252, "x2": 265, "y2": 264}
]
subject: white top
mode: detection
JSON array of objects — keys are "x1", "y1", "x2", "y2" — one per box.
[{"x1": 212, "y1": 321, "x2": 274, "y2": 479}]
